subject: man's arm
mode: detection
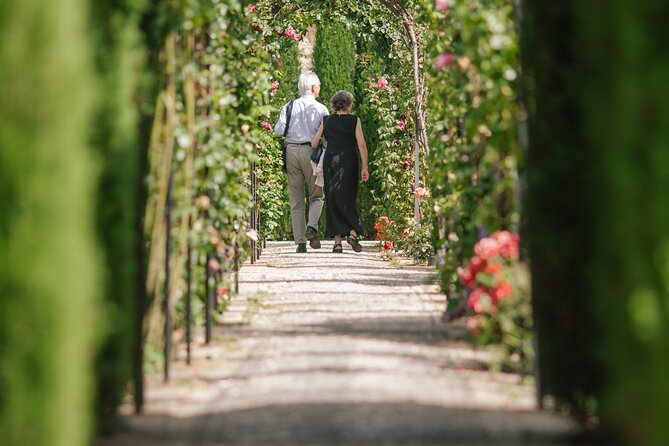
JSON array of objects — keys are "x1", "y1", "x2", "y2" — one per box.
[{"x1": 273, "y1": 104, "x2": 287, "y2": 135}]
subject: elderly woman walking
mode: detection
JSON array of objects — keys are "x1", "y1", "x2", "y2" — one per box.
[{"x1": 311, "y1": 90, "x2": 369, "y2": 253}]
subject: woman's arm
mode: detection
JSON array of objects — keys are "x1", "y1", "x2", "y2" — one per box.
[
  {"x1": 356, "y1": 118, "x2": 369, "y2": 182},
  {"x1": 311, "y1": 122, "x2": 324, "y2": 148}
]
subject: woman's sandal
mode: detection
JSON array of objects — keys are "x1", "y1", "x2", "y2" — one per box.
[
  {"x1": 333, "y1": 243, "x2": 343, "y2": 253},
  {"x1": 346, "y1": 233, "x2": 363, "y2": 253}
]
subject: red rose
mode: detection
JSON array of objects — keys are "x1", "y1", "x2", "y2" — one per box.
[
  {"x1": 491, "y1": 281, "x2": 513, "y2": 303},
  {"x1": 469, "y1": 255, "x2": 485, "y2": 275},
  {"x1": 483, "y1": 262, "x2": 502, "y2": 274},
  {"x1": 459, "y1": 267, "x2": 475, "y2": 288}
]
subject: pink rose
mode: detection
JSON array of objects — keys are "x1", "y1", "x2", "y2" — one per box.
[
  {"x1": 414, "y1": 187, "x2": 431, "y2": 198},
  {"x1": 377, "y1": 76, "x2": 388, "y2": 89},
  {"x1": 247, "y1": 4, "x2": 256, "y2": 13},
  {"x1": 466, "y1": 316, "x2": 480, "y2": 336},
  {"x1": 293, "y1": 33, "x2": 302, "y2": 41},
  {"x1": 260, "y1": 121, "x2": 272, "y2": 130},
  {"x1": 434, "y1": 52, "x2": 454, "y2": 71},
  {"x1": 467, "y1": 288, "x2": 487, "y2": 314},
  {"x1": 271, "y1": 81, "x2": 280, "y2": 91},
  {"x1": 435, "y1": 0, "x2": 449, "y2": 11},
  {"x1": 492, "y1": 230, "x2": 520, "y2": 259},
  {"x1": 277, "y1": 59, "x2": 283, "y2": 67},
  {"x1": 397, "y1": 120, "x2": 406, "y2": 131},
  {"x1": 474, "y1": 237, "x2": 500, "y2": 260},
  {"x1": 208, "y1": 258, "x2": 220, "y2": 272},
  {"x1": 284, "y1": 27, "x2": 296, "y2": 38}
]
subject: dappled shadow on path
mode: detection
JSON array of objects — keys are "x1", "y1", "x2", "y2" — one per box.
[
  {"x1": 97, "y1": 242, "x2": 595, "y2": 446},
  {"x1": 96, "y1": 402, "x2": 591, "y2": 446},
  {"x1": 225, "y1": 315, "x2": 468, "y2": 344}
]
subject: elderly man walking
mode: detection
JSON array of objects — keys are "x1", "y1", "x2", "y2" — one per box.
[{"x1": 274, "y1": 72, "x2": 329, "y2": 253}]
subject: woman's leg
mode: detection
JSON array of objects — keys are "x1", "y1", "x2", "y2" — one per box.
[
  {"x1": 333, "y1": 234, "x2": 343, "y2": 253},
  {"x1": 346, "y1": 230, "x2": 363, "y2": 252}
]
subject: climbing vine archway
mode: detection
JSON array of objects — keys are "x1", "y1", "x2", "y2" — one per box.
[{"x1": 257, "y1": 0, "x2": 431, "y2": 222}]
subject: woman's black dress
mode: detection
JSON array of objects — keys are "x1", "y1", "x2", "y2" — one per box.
[{"x1": 323, "y1": 114, "x2": 364, "y2": 238}]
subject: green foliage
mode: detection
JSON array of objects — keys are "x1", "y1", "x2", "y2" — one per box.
[
  {"x1": 314, "y1": 21, "x2": 356, "y2": 106},
  {"x1": 424, "y1": 0, "x2": 521, "y2": 294},
  {"x1": 0, "y1": 0, "x2": 99, "y2": 445},
  {"x1": 365, "y1": 77, "x2": 414, "y2": 229},
  {"x1": 276, "y1": 44, "x2": 300, "y2": 100},
  {"x1": 137, "y1": 1, "x2": 279, "y2": 361},
  {"x1": 400, "y1": 221, "x2": 435, "y2": 262},
  {"x1": 354, "y1": 36, "x2": 394, "y2": 235},
  {"x1": 259, "y1": 22, "x2": 300, "y2": 241}
]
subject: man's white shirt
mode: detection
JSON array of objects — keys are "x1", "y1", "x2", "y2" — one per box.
[{"x1": 274, "y1": 94, "x2": 329, "y2": 143}]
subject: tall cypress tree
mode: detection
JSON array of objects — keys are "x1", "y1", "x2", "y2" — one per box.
[{"x1": 314, "y1": 21, "x2": 356, "y2": 108}]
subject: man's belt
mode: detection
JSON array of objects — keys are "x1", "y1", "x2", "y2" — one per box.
[{"x1": 288, "y1": 141, "x2": 312, "y2": 146}]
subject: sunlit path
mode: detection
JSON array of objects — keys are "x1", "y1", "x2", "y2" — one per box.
[{"x1": 96, "y1": 242, "x2": 583, "y2": 445}]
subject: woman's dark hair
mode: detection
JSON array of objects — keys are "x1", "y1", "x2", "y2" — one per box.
[{"x1": 330, "y1": 90, "x2": 354, "y2": 112}]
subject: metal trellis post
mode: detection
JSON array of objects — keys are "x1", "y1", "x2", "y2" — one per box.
[
  {"x1": 185, "y1": 216, "x2": 193, "y2": 365},
  {"x1": 163, "y1": 161, "x2": 174, "y2": 382}
]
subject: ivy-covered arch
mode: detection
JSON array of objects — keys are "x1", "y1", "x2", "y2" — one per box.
[{"x1": 254, "y1": 0, "x2": 430, "y2": 221}]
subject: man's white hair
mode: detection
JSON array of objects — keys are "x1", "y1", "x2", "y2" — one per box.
[{"x1": 298, "y1": 72, "x2": 320, "y2": 96}]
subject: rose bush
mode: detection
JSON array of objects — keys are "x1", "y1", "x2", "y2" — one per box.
[{"x1": 458, "y1": 231, "x2": 533, "y2": 373}]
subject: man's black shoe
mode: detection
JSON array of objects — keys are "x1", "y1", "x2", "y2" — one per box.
[
  {"x1": 296, "y1": 243, "x2": 307, "y2": 253},
  {"x1": 305, "y1": 226, "x2": 321, "y2": 249}
]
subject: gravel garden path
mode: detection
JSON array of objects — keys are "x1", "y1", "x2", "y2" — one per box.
[{"x1": 97, "y1": 241, "x2": 586, "y2": 445}]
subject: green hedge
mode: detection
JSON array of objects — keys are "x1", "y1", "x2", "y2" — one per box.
[
  {"x1": 90, "y1": 1, "x2": 154, "y2": 417},
  {"x1": 354, "y1": 35, "x2": 392, "y2": 235},
  {"x1": 523, "y1": 2, "x2": 669, "y2": 443},
  {"x1": 265, "y1": 40, "x2": 299, "y2": 240},
  {"x1": 0, "y1": 1, "x2": 99, "y2": 445}
]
